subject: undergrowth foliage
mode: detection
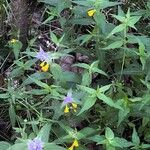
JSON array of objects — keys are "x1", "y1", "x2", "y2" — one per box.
[{"x1": 0, "y1": 0, "x2": 150, "y2": 150}]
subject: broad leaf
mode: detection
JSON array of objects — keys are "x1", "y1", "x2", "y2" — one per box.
[{"x1": 78, "y1": 96, "x2": 97, "y2": 115}]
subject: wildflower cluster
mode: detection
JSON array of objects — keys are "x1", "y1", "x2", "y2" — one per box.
[
  {"x1": 36, "y1": 47, "x2": 50, "y2": 72},
  {"x1": 63, "y1": 91, "x2": 77, "y2": 114}
]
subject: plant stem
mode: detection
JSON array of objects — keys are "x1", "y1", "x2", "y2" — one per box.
[{"x1": 119, "y1": 26, "x2": 127, "y2": 81}]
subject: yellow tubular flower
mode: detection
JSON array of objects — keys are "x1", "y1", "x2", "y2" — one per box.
[
  {"x1": 68, "y1": 139, "x2": 79, "y2": 150},
  {"x1": 72, "y1": 103, "x2": 77, "y2": 109},
  {"x1": 10, "y1": 39, "x2": 17, "y2": 44},
  {"x1": 73, "y1": 139, "x2": 79, "y2": 147},
  {"x1": 40, "y1": 61, "x2": 45, "y2": 67},
  {"x1": 72, "y1": 103, "x2": 77, "y2": 112},
  {"x1": 87, "y1": 9, "x2": 96, "y2": 17},
  {"x1": 68, "y1": 145, "x2": 74, "y2": 150},
  {"x1": 40, "y1": 62, "x2": 49, "y2": 72},
  {"x1": 64, "y1": 105, "x2": 69, "y2": 113}
]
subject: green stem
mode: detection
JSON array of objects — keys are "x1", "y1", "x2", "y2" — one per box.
[
  {"x1": 95, "y1": 27, "x2": 104, "y2": 70},
  {"x1": 119, "y1": 26, "x2": 127, "y2": 81}
]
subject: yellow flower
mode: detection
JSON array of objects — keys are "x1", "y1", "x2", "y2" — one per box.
[
  {"x1": 68, "y1": 139, "x2": 79, "y2": 150},
  {"x1": 10, "y1": 39, "x2": 18, "y2": 44},
  {"x1": 87, "y1": 9, "x2": 96, "y2": 17},
  {"x1": 64, "y1": 105, "x2": 69, "y2": 113},
  {"x1": 72, "y1": 103, "x2": 77, "y2": 109},
  {"x1": 72, "y1": 103, "x2": 77, "y2": 112},
  {"x1": 40, "y1": 61, "x2": 49, "y2": 72}
]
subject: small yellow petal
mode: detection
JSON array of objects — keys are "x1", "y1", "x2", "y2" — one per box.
[
  {"x1": 72, "y1": 103, "x2": 77, "y2": 109},
  {"x1": 68, "y1": 145, "x2": 74, "y2": 150},
  {"x1": 41, "y1": 63, "x2": 49, "y2": 72},
  {"x1": 40, "y1": 61, "x2": 45, "y2": 67},
  {"x1": 73, "y1": 139, "x2": 79, "y2": 147},
  {"x1": 68, "y1": 139, "x2": 79, "y2": 150},
  {"x1": 64, "y1": 105, "x2": 69, "y2": 113},
  {"x1": 73, "y1": 109, "x2": 76, "y2": 112},
  {"x1": 87, "y1": 9, "x2": 96, "y2": 17},
  {"x1": 10, "y1": 39, "x2": 17, "y2": 44}
]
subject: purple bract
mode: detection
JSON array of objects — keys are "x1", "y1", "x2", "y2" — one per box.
[
  {"x1": 63, "y1": 91, "x2": 73, "y2": 104},
  {"x1": 36, "y1": 46, "x2": 49, "y2": 62},
  {"x1": 28, "y1": 138, "x2": 44, "y2": 150}
]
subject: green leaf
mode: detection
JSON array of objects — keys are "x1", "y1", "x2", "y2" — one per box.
[
  {"x1": 24, "y1": 59, "x2": 37, "y2": 70},
  {"x1": 106, "y1": 144, "x2": 115, "y2": 150},
  {"x1": 27, "y1": 89, "x2": 49, "y2": 95},
  {"x1": 107, "y1": 24, "x2": 125, "y2": 38},
  {"x1": 42, "y1": 16, "x2": 54, "y2": 24},
  {"x1": 112, "y1": 14, "x2": 125, "y2": 22},
  {"x1": 141, "y1": 143, "x2": 150, "y2": 149},
  {"x1": 147, "y1": 0, "x2": 150, "y2": 9},
  {"x1": 111, "y1": 137, "x2": 133, "y2": 148},
  {"x1": 78, "y1": 96, "x2": 97, "y2": 115},
  {"x1": 70, "y1": 18, "x2": 94, "y2": 25},
  {"x1": 9, "y1": 105, "x2": 16, "y2": 127},
  {"x1": 10, "y1": 41, "x2": 22, "y2": 59},
  {"x1": 23, "y1": 72, "x2": 52, "y2": 85},
  {"x1": 99, "y1": 84, "x2": 112, "y2": 93},
  {"x1": 61, "y1": 71, "x2": 80, "y2": 83},
  {"x1": 72, "y1": 63, "x2": 90, "y2": 70},
  {"x1": 44, "y1": 143, "x2": 66, "y2": 150},
  {"x1": 105, "y1": 127, "x2": 114, "y2": 140},
  {"x1": 99, "y1": 1, "x2": 122, "y2": 9},
  {"x1": 72, "y1": 0, "x2": 92, "y2": 7},
  {"x1": 97, "y1": 93, "x2": 122, "y2": 110},
  {"x1": 91, "y1": 67, "x2": 108, "y2": 76},
  {"x1": 132, "y1": 127, "x2": 140, "y2": 145},
  {"x1": 138, "y1": 42, "x2": 147, "y2": 70},
  {"x1": 118, "y1": 107, "x2": 130, "y2": 126},
  {"x1": 0, "y1": 142, "x2": 11, "y2": 150},
  {"x1": 75, "y1": 34, "x2": 93, "y2": 45},
  {"x1": 81, "y1": 71, "x2": 92, "y2": 86},
  {"x1": 37, "y1": 123, "x2": 52, "y2": 143},
  {"x1": 77, "y1": 85, "x2": 96, "y2": 94},
  {"x1": 28, "y1": 76, "x2": 50, "y2": 89},
  {"x1": 51, "y1": 32, "x2": 58, "y2": 45},
  {"x1": 39, "y1": 0, "x2": 58, "y2": 5},
  {"x1": 51, "y1": 63, "x2": 63, "y2": 81},
  {"x1": 103, "y1": 40, "x2": 123, "y2": 50},
  {"x1": 7, "y1": 143, "x2": 27, "y2": 150},
  {"x1": 89, "y1": 135, "x2": 105, "y2": 144},
  {"x1": 0, "y1": 93, "x2": 10, "y2": 99},
  {"x1": 79, "y1": 127, "x2": 96, "y2": 138},
  {"x1": 10, "y1": 68, "x2": 24, "y2": 78},
  {"x1": 128, "y1": 16, "x2": 141, "y2": 29}
]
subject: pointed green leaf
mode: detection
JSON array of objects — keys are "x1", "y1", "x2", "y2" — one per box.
[
  {"x1": 132, "y1": 127, "x2": 140, "y2": 145},
  {"x1": 7, "y1": 143, "x2": 27, "y2": 150},
  {"x1": 77, "y1": 85, "x2": 96, "y2": 94},
  {"x1": 50, "y1": 32, "x2": 58, "y2": 44},
  {"x1": 105, "y1": 127, "x2": 114, "y2": 140},
  {"x1": 81, "y1": 71, "x2": 92, "y2": 86},
  {"x1": 9, "y1": 105, "x2": 16, "y2": 127},
  {"x1": 103, "y1": 40, "x2": 123, "y2": 50},
  {"x1": 97, "y1": 93, "x2": 122, "y2": 110},
  {"x1": 111, "y1": 137, "x2": 133, "y2": 148},
  {"x1": 78, "y1": 96, "x2": 97, "y2": 115},
  {"x1": 72, "y1": 63, "x2": 90, "y2": 70},
  {"x1": 0, "y1": 142, "x2": 11, "y2": 150},
  {"x1": 37, "y1": 123, "x2": 52, "y2": 143},
  {"x1": 44, "y1": 143, "x2": 66, "y2": 150},
  {"x1": 107, "y1": 24, "x2": 125, "y2": 38},
  {"x1": 28, "y1": 76, "x2": 50, "y2": 89}
]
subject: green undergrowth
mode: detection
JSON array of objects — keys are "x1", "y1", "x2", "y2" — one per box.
[{"x1": 0, "y1": 0, "x2": 150, "y2": 150}]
